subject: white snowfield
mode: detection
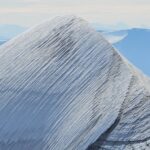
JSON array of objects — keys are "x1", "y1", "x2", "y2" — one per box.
[{"x1": 0, "y1": 16, "x2": 150, "y2": 150}]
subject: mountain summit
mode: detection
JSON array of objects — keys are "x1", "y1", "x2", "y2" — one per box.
[{"x1": 0, "y1": 16, "x2": 150, "y2": 150}]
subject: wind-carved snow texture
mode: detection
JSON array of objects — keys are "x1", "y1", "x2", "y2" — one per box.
[{"x1": 0, "y1": 16, "x2": 150, "y2": 150}]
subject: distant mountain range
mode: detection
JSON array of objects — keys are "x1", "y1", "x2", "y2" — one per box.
[
  {"x1": 101, "y1": 30, "x2": 128, "y2": 44},
  {"x1": 0, "y1": 41, "x2": 6, "y2": 45},
  {"x1": 114, "y1": 28, "x2": 150, "y2": 76},
  {"x1": 100, "y1": 28, "x2": 150, "y2": 76},
  {"x1": 0, "y1": 24, "x2": 26, "y2": 44}
]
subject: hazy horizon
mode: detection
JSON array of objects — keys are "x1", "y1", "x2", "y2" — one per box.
[{"x1": 0, "y1": 0, "x2": 150, "y2": 29}]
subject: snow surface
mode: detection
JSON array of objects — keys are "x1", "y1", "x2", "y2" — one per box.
[{"x1": 0, "y1": 16, "x2": 150, "y2": 150}]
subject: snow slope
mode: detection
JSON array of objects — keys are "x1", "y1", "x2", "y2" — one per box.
[{"x1": 0, "y1": 16, "x2": 150, "y2": 150}]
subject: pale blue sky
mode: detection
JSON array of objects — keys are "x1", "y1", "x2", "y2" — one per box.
[{"x1": 0, "y1": 0, "x2": 150, "y2": 27}]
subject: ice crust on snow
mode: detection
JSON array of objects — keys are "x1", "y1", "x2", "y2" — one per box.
[{"x1": 0, "y1": 16, "x2": 150, "y2": 150}]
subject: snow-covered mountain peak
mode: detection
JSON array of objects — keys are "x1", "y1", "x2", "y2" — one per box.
[{"x1": 0, "y1": 16, "x2": 150, "y2": 150}]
